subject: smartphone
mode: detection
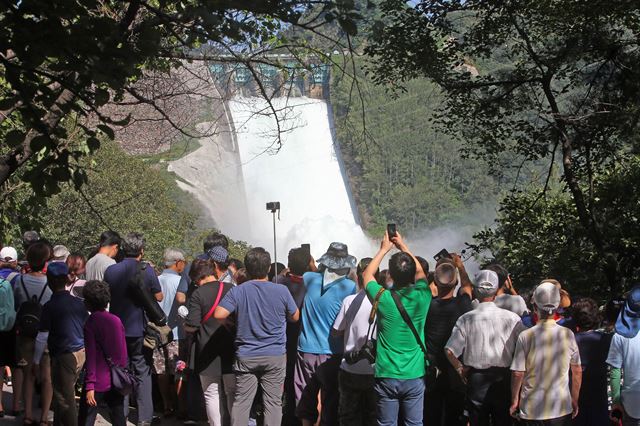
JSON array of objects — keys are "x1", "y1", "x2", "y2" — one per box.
[
  {"x1": 387, "y1": 223, "x2": 397, "y2": 238},
  {"x1": 433, "y1": 248, "x2": 451, "y2": 261},
  {"x1": 301, "y1": 243, "x2": 311, "y2": 256}
]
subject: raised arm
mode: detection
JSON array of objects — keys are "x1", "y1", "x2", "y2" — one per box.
[
  {"x1": 363, "y1": 232, "x2": 394, "y2": 288},
  {"x1": 452, "y1": 253, "x2": 473, "y2": 297}
]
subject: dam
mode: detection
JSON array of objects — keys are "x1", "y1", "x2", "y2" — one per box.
[{"x1": 168, "y1": 60, "x2": 374, "y2": 260}]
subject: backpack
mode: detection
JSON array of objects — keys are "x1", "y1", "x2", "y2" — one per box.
[
  {"x1": 0, "y1": 278, "x2": 16, "y2": 331},
  {"x1": 15, "y1": 276, "x2": 47, "y2": 338}
]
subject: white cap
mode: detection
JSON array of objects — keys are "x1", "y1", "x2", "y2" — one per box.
[
  {"x1": 0, "y1": 247, "x2": 18, "y2": 262},
  {"x1": 534, "y1": 282, "x2": 561, "y2": 315},
  {"x1": 474, "y1": 270, "x2": 500, "y2": 298},
  {"x1": 52, "y1": 245, "x2": 70, "y2": 261}
]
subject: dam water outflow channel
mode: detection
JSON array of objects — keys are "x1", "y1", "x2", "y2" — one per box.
[
  {"x1": 227, "y1": 96, "x2": 374, "y2": 260},
  {"x1": 167, "y1": 95, "x2": 374, "y2": 260}
]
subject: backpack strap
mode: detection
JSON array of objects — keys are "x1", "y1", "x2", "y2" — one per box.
[
  {"x1": 344, "y1": 291, "x2": 367, "y2": 324},
  {"x1": 20, "y1": 276, "x2": 31, "y2": 301},
  {"x1": 36, "y1": 279, "x2": 48, "y2": 303},
  {"x1": 5, "y1": 272, "x2": 19, "y2": 284},
  {"x1": 201, "y1": 283, "x2": 224, "y2": 324},
  {"x1": 389, "y1": 290, "x2": 428, "y2": 362}
]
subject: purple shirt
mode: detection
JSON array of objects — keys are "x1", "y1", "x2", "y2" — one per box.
[{"x1": 84, "y1": 311, "x2": 127, "y2": 392}]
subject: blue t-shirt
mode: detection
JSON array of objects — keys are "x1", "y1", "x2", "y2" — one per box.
[
  {"x1": 297, "y1": 271, "x2": 356, "y2": 354},
  {"x1": 218, "y1": 280, "x2": 297, "y2": 358},
  {"x1": 158, "y1": 269, "x2": 183, "y2": 339},
  {"x1": 104, "y1": 258, "x2": 162, "y2": 338},
  {"x1": 40, "y1": 291, "x2": 89, "y2": 357}
]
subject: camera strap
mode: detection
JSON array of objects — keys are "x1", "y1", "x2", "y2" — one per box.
[
  {"x1": 390, "y1": 290, "x2": 428, "y2": 363},
  {"x1": 366, "y1": 287, "x2": 385, "y2": 339}
]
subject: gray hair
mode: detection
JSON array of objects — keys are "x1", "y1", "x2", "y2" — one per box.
[
  {"x1": 122, "y1": 232, "x2": 145, "y2": 257},
  {"x1": 163, "y1": 248, "x2": 185, "y2": 267}
]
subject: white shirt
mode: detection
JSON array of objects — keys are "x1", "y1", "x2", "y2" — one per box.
[
  {"x1": 446, "y1": 301, "x2": 526, "y2": 369},
  {"x1": 607, "y1": 331, "x2": 640, "y2": 418},
  {"x1": 495, "y1": 294, "x2": 529, "y2": 316},
  {"x1": 333, "y1": 291, "x2": 376, "y2": 375}
]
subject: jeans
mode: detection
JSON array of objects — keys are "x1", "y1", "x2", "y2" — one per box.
[
  {"x1": 200, "y1": 373, "x2": 236, "y2": 426},
  {"x1": 231, "y1": 355, "x2": 286, "y2": 426},
  {"x1": 466, "y1": 367, "x2": 510, "y2": 426},
  {"x1": 338, "y1": 370, "x2": 376, "y2": 426},
  {"x1": 294, "y1": 352, "x2": 341, "y2": 425},
  {"x1": 125, "y1": 337, "x2": 153, "y2": 424},
  {"x1": 51, "y1": 349, "x2": 85, "y2": 426},
  {"x1": 78, "y1": 388, "x2": 126, "y2": 426},
  {"x1": 374, "y1": 377, "x2": 425, "y2": 426}
]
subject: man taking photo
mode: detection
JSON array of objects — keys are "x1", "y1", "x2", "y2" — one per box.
[{"x1": 362, "y1": 231, "x2": 432, "y2": 426}]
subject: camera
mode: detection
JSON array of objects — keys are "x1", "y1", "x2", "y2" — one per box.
[
  {"x1": 266, "y1": 201, "x2": 280, "y2": 211},
  {"x1": 344, "y1": 339, "x2": 377, "y2": 365},
  {"x1": 433, "y1": 248, "x2": 451, "y2": 262}
]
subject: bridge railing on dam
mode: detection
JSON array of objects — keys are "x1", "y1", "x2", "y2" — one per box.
[{"x1": 208, "y1": 57, "x2": 331, "y2": 99}]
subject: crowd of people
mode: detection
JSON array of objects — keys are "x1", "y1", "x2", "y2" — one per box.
[{"x1": 0, "y1": 228, "x2": 638, "y2": 426}]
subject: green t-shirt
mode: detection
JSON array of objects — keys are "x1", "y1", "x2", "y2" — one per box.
[{"x1": 366, "y1": 279, "x2": 432, "y2": 379}]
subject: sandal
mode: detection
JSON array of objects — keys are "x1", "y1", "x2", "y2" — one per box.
[{"x1": 22, "y1": 418, "x2": 35, "y2": 425}]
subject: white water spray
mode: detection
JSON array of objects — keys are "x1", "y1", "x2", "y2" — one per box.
[{"x1": 228, "y1": 96, "x2": 374, "y2": 260}]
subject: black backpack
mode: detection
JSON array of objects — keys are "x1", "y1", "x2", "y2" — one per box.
[{"x1": 15, "y1": 276, "x2": 47, "y2": 338}]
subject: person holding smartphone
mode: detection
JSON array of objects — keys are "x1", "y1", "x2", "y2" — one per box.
[{"x1": 362, "y1": 230, "x2": 432, "y2": 426}]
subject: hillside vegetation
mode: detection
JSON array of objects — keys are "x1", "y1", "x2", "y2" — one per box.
[{"x1": 331, "y1": 65, "x2": 500, "y2": 234}]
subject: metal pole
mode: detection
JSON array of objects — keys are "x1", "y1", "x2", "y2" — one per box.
[{"x1": 272, "y1": 210, "x2": 278, "y2": 279}]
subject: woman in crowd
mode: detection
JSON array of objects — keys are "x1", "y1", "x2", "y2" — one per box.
[
  {"x1": 184, "y1": 259, "x2": 235, "y2": 426},
  {"x1": 78, "y1": 280, "x2": 128, "y2": 426},
  {"x1": 572, "y1": 297, "x2": 612, "y2": 426},
  {"x1": 66, "y1": 253, "x2": 87, "y2": 298},
  {"x1": 13, "y1": 242, "x2": 53, "y2": 425}
]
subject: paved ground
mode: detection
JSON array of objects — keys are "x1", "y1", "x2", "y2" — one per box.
[{"x1": 0, "y1": 384, "x2": 199, "y2": 425}]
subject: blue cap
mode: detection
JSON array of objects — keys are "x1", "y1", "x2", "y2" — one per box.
[
  {"x1": 46, "y1": 261, "x2": 69, "y2": 277},
  {"x1": 615, "y1": 286, "x2": 640, "y2": 338},
  {"x1": 207, "y1": 246, "x2": 229, "y2": 263}
]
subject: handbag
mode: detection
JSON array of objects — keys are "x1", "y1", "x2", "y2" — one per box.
[
  {"x1": 389, "y1": 290, "x2": 430, "y2": 371},
  {"x1": 96, "y1": 336, "x2": 140, "y2": 396}
]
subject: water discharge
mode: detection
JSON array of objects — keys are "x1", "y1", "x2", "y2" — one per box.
[
  {"x1": 169, "y1": 95, "x2": 480, "y2": 271},
  {"x1": 228, "y1": 96, "x2": 375, "y2": 260}
]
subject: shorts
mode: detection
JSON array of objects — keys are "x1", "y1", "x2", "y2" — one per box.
[
  {"x1": 152, "y1": 340, "x2": 180, "y2": 375},
  {"x1": 15, "y1": 335, "x2": 35, "y2": 367}
]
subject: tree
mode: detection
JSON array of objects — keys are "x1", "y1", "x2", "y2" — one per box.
[
  {"x1": 471, "y1": 156, "x2": 640, "y2": 296},
  {"x1": 0, "y1": 0, "x2": 361, "y2": 199},
  {"x1": 365, "y1": 0, "x2": 640, "y2": 291},
  {"x1": 0, "y1": 135, "x2": 252, "y2": 265}
]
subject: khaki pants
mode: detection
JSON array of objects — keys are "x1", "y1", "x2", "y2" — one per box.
[{"x1": 52, "y1": 349, "x2": 85, "y2": 426}]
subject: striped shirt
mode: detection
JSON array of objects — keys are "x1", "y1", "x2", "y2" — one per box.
[{"x1": 511, "y1": 319, "x2": 581, "y2": 420}]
